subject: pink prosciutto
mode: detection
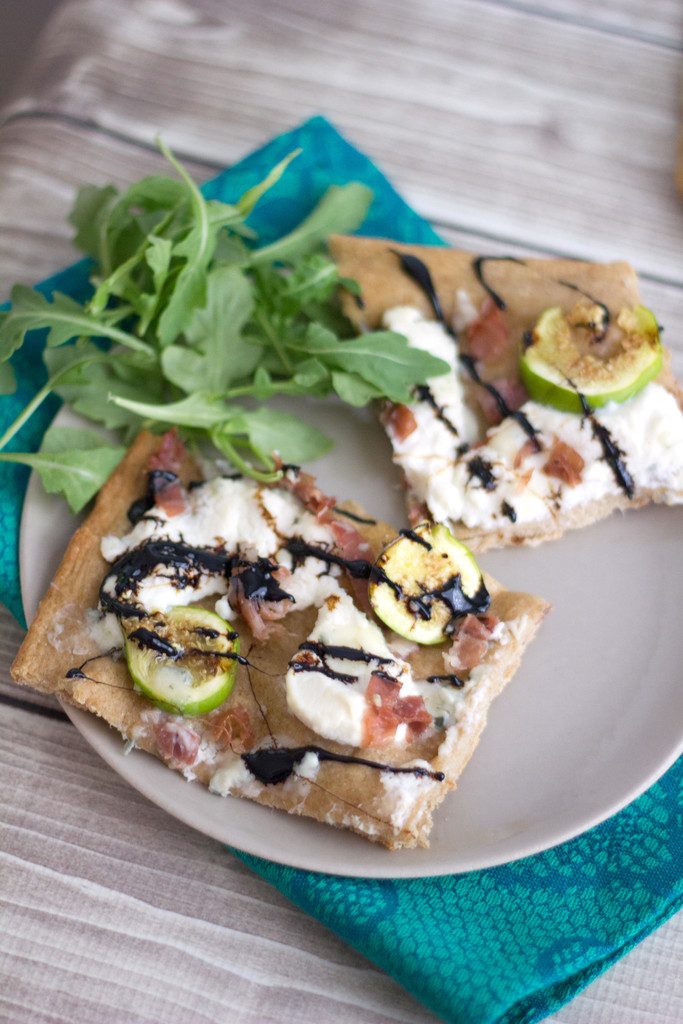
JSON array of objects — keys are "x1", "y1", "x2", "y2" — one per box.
[
  {"x1": 149, "y1": 429, "x2": 188, "y2": 517},
  {"x1": 363, "y1": 673, "x2": 432, "y2": 747},
  {"x1": 153, "y1": 719, "x2": 200, "y2": 767},
  {"x1": 444, "y1": 613, "x2": 500, "y2": 672}
]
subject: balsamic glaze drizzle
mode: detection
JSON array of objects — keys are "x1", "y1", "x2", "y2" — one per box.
[
  {"x1": 242, "y1": 745, "x2": 445, "y2": 785},
  {"x1": 414, "y1": 384, "x2": 460, "y2": 436},
  {"x1": 472, "y1": 255, "x2": 526, "y2": 310},
  {"x1": 393, "y1": 249, "x2": 541, "y2": 449},
  {"x1": 100, "y1": 540, "x2": 232, "y2": 618},
  {"x1": 286, "y1": 538, "x2": 402, "y2": 598},
  {"x1": 426, "y1": 673, "x2": 465, "y2": 688},
  {"x1": 557, "y1": 279, "x2": 610, "y2": 338},
  {"x1": 577, "y1": 391, "x2": 634, "y2": 498},
  {"x1": 65, "y1": 647, "x2": 122, "y2": 683},
  {"x1": 291, "y1": 660, "x2": 359, "y2": 684},
  {"x1": 407, "y1": 577, "x2": 490, "y2": 624},
  {"x1": 392, "y1": 249, "x2": 448, "y2": 325},
  {"x1": 332, "y1": 506, "x2": 378, "y2": 526},
  {"x1": 232, "y1": 558, "x2": 295, "y2": 605},
  {"x1": 398, "y1": 528, "x2": 433, "y2": 550},
  {"x1": 459, "y1": 352, "x2": 541, "y2": 448},
  {"x1": 127, "y1": 470, "x2": 179, "y2": 525},
  {"x1": 127, "y1": 627, "x2": 178, "y2": 658},
  {"x1": 501, "y1": 500, "x2": 518, "y2": 523},
  {"x1": 299, "y1": 641, "x2": 392, "y2": 666},
  {"x1": 467, "y1": 456, "x2": 497, "y2": 491},
  {"x1": 290, "y1": 640, "x2": 395, "y2": 686}
]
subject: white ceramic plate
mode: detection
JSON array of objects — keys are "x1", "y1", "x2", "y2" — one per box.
[{"x1": 20, "y1": 401, "x2": 683, "y2": 878}]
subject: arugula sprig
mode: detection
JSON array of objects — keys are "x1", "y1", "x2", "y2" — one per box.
[{"x1": 0, "y1": 142, "x2": 449, "y2": 510}]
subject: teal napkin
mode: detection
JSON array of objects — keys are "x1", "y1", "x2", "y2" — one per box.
[{"x1": 1, "y1": 116, "x2": 680, "y2": 1024}]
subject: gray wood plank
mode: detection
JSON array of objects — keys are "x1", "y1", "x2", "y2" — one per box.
[
  {"x1": 0, "y1": 703, "x2": 437, "y2": 1024},
  {"x1": 1, "y1": 0, "x2": 681, "y2": 282},
  {"x1": 478, "y1": 0, "x2": 682, "y2": 49}
]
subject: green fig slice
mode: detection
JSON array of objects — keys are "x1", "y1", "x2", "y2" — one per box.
[
  {"x1": 125, "y1": 606, "x2": 239, "y2": 716},
  {"x1": 369, "y1": 522, "x2": 489, "y2": 645},
  {"x1": 520, "y1": 303, "x2": 662, "y2": 413}
]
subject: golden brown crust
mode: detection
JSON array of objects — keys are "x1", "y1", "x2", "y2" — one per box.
[
  {"x1": 12, "y1": 432, "x2": 548, "y2": 849},
  {"x1": 329, "y1": 234, "x2": 641, "y2": 334}
]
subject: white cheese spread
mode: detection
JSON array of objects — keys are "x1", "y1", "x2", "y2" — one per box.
[
  {"x1": 285, "y1": 591, "x2": 414, "y2": 747},
  {"x1": 383, "y1": 305, "x2": 683, "y2": 532},
  {"x1": 100, "y1": 476, "x2": 340, "y2": 616}
]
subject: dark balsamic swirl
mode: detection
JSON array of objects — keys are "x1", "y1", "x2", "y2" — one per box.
[
  {"x1": 332, "y1": 506, "x2": 377, "y2": 526},
  {"x1": 242, "y1": 745, "x2": 445, "y2": 785},
  {"x1": 100, "y1": 540, "x2": 232, "y2": 618},
  {"x1": 407, "y1": 577, "x2": 490, "y2": 625},
  {"x1": 232, "y1": 557, "x2": 295, "y2": 605},
  {"x1": 459, "y1": 352, "x2": 541, "y2": 448},
  {"x1": 127, "y1": 469, "x2": 178, "y2": 525},
  {"x1": 414, "y1": 384, "x2": 460, "y2": 436},
  {"x1": 472, "y1": 255, "x2": 526, "y2": 311},
  {"x1": 467, "y1": 456, "x2": 497, "y2": 491},
  {"x1": 392, "y1": 249, "x2": 448, "y2": 325},
  {"x1": 501, "y1": 500, "x2": 518, "y2": 523},
  {"x1": 290, "y1": 640, "x2": 395, "y2": 686},
  {"x1": 556, "y1": 278, "x2": 610, "y2": 338},
  {"x1": 286, "y1": 537, "x2": 402, "y2": 598},
  {"x1": 398, "y1": 528, "x2": 432, "y2": 550},
  {"x1": 577, "y1": 391, "x2": 634, "y2": 498},
  {"x1": 127, "y1": 627, "x2": 178, "y2": 658},
  {"x1": 426, "y1": 673, "x2": 465, "y2": 688}
]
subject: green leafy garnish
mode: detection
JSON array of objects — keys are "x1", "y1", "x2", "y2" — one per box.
[
  {"x1": 0, "y1": 425, "x2": 125, "y2": 513},
  {"x1": 0, "y1": 141, "x2": 449, "y2": 511}
]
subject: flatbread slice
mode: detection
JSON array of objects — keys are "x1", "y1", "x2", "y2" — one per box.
[
  {"x1": 329, "y1": 236, "x2": 683, "y2": 551},
  {"x1": 12, "y1": 431, "x2": 548, "y2": 850}
]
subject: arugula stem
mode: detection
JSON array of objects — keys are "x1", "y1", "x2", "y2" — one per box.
[
  {"x1": 0, "y1": 380, "x2": 54, "y2": 451},
  {"x1": 253, "y1": 307, "x2": 293, "y2": 375},
  {"x1": 214, "y1": 434, "x2": 281, "y2": 483},
  {"x1": 0, "y1": 355, "x2": 107, "y2": 452}
]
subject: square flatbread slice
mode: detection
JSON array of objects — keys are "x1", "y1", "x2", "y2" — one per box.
[
  {"x1": 329, "y1": 235, "x2": 683, "y2": 551},
  {"x1": 12, "y1": 432, "x2": 548, "y2": 850}
]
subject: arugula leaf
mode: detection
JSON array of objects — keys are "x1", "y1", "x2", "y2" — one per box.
[
  {"x1": 0, "y1": 285, "x2": 153, "y2": 360},
  {"x1": 109, "y1": 391, "x2": 230, "y2": 429},
  {"x1": 292, "y1": 324, "x2": 450, "y2": 403},
  {"x1": 0, "y1": 425, "x2": 125, "y2": 513},
  {"x1": 68, "y1": 183, "x2": 119, "y2": 268},
  {"x1": 228, "y1": 406, "x2": 333, "y2": 463},
  {"x1": 0, "y1": 360, "x2": 16, "y2": 395},
  {"x1": 161, "y1": 266, "x2": 257, "y2": 393},
  {"x1": 156, "y1": 140, "x2": 244, "y2": 345},
  {"x1": 331, "y1": 371, "x2": 384, "y2": 406},
  {"x1": 236, "y1": 149, "x2": 301, "y2": 217},
  {"x1": 250, "y1": 183, "x2": 372, "y2": 265}
]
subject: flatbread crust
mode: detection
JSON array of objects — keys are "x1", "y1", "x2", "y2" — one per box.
[
  {"x1": 329, "y1": 235, "x2": 683, "y2": 552},
  {"x1": 12, "y1": 432, "x2": 548, "y2": 849}
]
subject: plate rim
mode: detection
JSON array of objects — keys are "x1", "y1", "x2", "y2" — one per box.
[{"x1": 18, "y1": 412, "x2": 683, "y2": 879}]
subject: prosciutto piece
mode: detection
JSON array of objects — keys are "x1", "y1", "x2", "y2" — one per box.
[
  {"x1": 444, "y1": 613, "x2": 500, "y2": 671},
  {"x1": 363, "y1": 672, "x2": 432, "y2": 747}
]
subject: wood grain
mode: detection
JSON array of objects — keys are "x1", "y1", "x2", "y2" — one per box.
[
  {"x1": 0, "y1": 0, "x2": 681, "y2": 1021},
  {"x1": 1, "y1": 0, "x2": 682, "y2": 286}
]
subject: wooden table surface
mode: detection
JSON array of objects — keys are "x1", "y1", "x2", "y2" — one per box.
[{"x1": 0, "y1": 2, "x2": 681, "y2": 1022}]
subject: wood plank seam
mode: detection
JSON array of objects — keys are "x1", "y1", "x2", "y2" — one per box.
[{"x1": 472, "y1": 0, "x2": 683, "y2": 52}]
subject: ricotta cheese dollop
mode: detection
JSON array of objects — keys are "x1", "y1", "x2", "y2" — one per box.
[{"x1": 286, "y1": 591, "x2": 416, "y2": 747}]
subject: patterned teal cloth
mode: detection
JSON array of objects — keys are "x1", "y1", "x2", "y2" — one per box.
[{"x1": 1, "y1": 117, "x2": 680, "y2": 1024}]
